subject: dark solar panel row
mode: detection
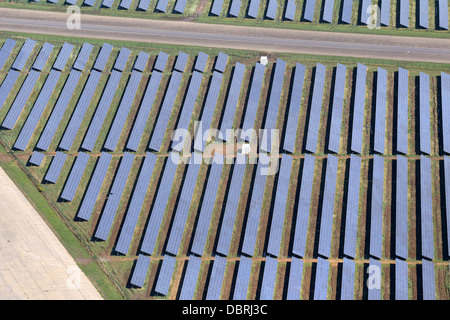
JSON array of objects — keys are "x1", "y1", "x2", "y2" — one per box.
[
  {"x1": 174, "y1": 51, "x2": 189, "y2": 73},
  {"x1": 397, "y1": 68, "x2": 409, "y2": 154},
  {"x1": 229, "y1": 0, "x2": 242, "y2": 17},
  {"x1": 305, "y1": 63, "x2": 326, "y2": 153},
  {"x1": 232, "y1": 256, "x2": 252, "y2": 300},
  {"x1": 11, "y1": 39, "x2": 36, "y2": 71},
  {"x1": 156, "y1": 0, "x2": 169, "y2": 12},
  {"x1": 29, "y1": 151, "x2": 45, "y2": 166},
  {"x1": 303, "y1": 0, "x2": 316, "y2": 22},
  {"x1": 259, "y1": 257, "x2": 277, "y2": 300},
  {"x1": 0, "y1": 70, "x2": 20, "y2": 112},
  {"x1": 327, "y1": 63, "x2": 346, "y2": 154},
  {"x1": 442, "y1": 73, "x2": 450, "y2": 154},
  {"x1": 154, "y1": 255, "x2": 176, "y2": 296},
  {"x1": 32, "y1": 43, "x2": 54, "y2": 71},
  {"x1": 174, "y1": 0, "x2": 188, "y2": 13},
  {"x1": 53, "y1": 43, "x2": 74, "y2": 72},
  {"x1": 350, "y1": 63, "x2": 367, "y2": 154},
  {"x1": 313, "y1": 257, "x2": 329, "y2": 300},
  {"x1": 369, "y1": 155, "x2": 384, "y2": 260},
  {"x1": 341, "y1": 0, "x2": 353, "y2": 24},
  {"x1": 113, "y1": 47, "x2": 131, "y2": 71},
  {"x1": 247, "y1": 0, "x2": 261, "y2": 18},
  {"x1": 115, "y1": 153, "x2": 157, "y2": 255},
  {"x1": 265, "y1": 0, "x2": 277, "y2": 20},
  {"x1": 60, "y1": 152, "x2": 90, "y2": 202},
  {"x1": 322, "y1": 0, "x2": 334, "y2": 23},
  {"x1": 211, "y1": 0, "x2": 224, "y2": 16},
  {"x1": 179, "y1": 256, "x2": 202, "y2": 300},
  {"x1": 286, "y1": 257, "x2": 303, "y2": 300},
  {"x1": 93, "y1": 43, "x2": 113, "y2": 72},
  {"x1": 44, "y1": 152, "x2": 68, "y2": 184},
  {"x1": 367, "y1": 258, "x2": 381, "y2": 300},
  {"x1": 399, "y1": 0, "x2": 409, "y2": 27},
  {"x1": 130, "y1": 254, "x2": 151, "y2": 288},
  {"x1": 418, "y1": 0, "x2": 429, "y2": 28},
  {"x1": 438, "y1": 0, "x2": 449, "y2": 29},
  {"x1": 444, "y1": 156, "x2": 450, "y2": 257},
  {"x1": 421, "y1": 260, "x2": 436, "y2": 300},
  {"x1": 395, "y1": 155, "x2": 408, "y2": 260},
  {"x1": 340, "y1": 257, "x2": 355, "y2": 300},
  {"x1": 194, "y1": 52, "x2": 209, "y2": 73},
  {"x1": 284, "y1": 0, "x2": 296, "y2": 21},
  {"x1": 95, "y1": 152, "x2": 135, "y2": 241},
  {"x1": 419, "y1": 72, "x2": 431, "y2": 155},
  {"x1": 395, "y1": 258, "x2": 408, "y2": 300},
  {"x1": 72, "y1": 43, "x2": 94, "y2": 72},
  {"x1": 133, "y1": 52, "x2": 149, "y2": 72},
  {"x1": 0, "y1": 38, "x2": 16, "y2": 71},
  {"x1": 373, "y1": 67, "x2": 387, "y2": 154},
  {"x1": 420, "y1": 155, "x2": 434, "y2": 260},
  {"x1": 205, "y1": 256, "x2": 227, "y2": 300}
]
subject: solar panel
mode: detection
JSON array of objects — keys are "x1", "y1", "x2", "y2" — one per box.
[
  {"x1": 44, "y1": 152, "x2": 68, "y2": 184},
  {"x1": 418, "y1": 0, "x2": 429, "y2": 28},
  {"x1": 14, "y1": 70, "x2": 62, "y2": 151},
  {"x1": 206, "y1": 256, "x2": 227, "y2": 300},
  {"x1": 104, "y1": 71, "x2": 143, "y2": 152},
  {"x1": 397, "y1": 68, "x2": 409, "y2": 154},
  {"x1": 32, "y1": 43, "x2": 54, "y2": 71},
  {"x1": 114, "y1": 47, "x2": 131, "y2": 72},
  {"x1": 421, "y1": 260, "x2": 436, "y2": 300},
  {"x1": 343, "y1": 155, "x2": 362, "y2": 259},
  {"x1": 178, "y1": 256, "x2": 202, "y2": 300},
  {"x1": 360, "y1": 0, "x2": 371, "y2": 25},
  {"x1": 174, "y1": 0, "x2": 188, "y2": 13},
  {"x1": 369, "y1": 155, "x2": 384, "y2": 260},
  {"x1": 0, "y1": 38, "x2": 16, "y2": 71},
  {"x1": 102, "y1": 0, "x2": 114, "y2": 8},
  {"x1": 220, "y1": 62, "x2": 246, "y2": 142},
  {"x1": 303, "y1": 0, "x2": 316, "y2": 21},
  {"x1": 211, "y1": 0, "x2": 224, "y2": 16},
  {"x1": 399, "y1": 0, "x2": 409, "y2": 27},
  {"x1": 419, "y1": 72, "x2": 431, "y2": 155},
  {"x1": 60, "y1": 152, "x2": 90, "y2": 202},
  {"x1": 53, "y1": 43, "x2": 74, "y2": 72},
  {"x1": 153, "y1": 51, "x2": 169, "y2": 72},
  {"x1": 266, "y1": 154, "x2": 292, "y2": 257},
  {"x1": 305, "y1": 63, "x2": 326, "y2": 153},
  {"x1": 190, "y1": 155, "x2": 224, "y2": 256},
  {"x1": 350, "y1": 63, "x2": 367, "y2": 154},
  {"x1": 318, "y1": 154, "x2": 338, "y2": 258},
  {"x1": 313, "y1": 257, "x2": 329, "y2": 300},
  {"x1": 93, "y1": 43, "x2": 113, "y2": 72},
  {"x1": 77, "y1": 152, "x2": 112, "y2": 221},
  {"x1": 380, "y1": 0, "x2": 390, "y2": 26},
  {"x1": 327, "y1": 63, "x2": 346, "y2": 154},
  {"x1": 286, "y1": 257, "x2": 303, "y2": 300},
  {"x1": 322, "y1": 0, "x2": 334, "y2": 23},
  {"x1": 173, "y1": 52, "x2": 189, "y2": 73},
  {"x1": 373, "y1": 68, "x2": 387, "y2": 154},
  {"x1": 438, "y1": 0, "x2": 449, "y2": 29},
  {"x1": 130, "y1": 254, "x2": 151, "y2": 288},
  {"x1": 83, "y1": 0, "x2": 96, "y2": 6},
  {"x1": 292, "y1": 154, "x2": 315, "y2": 257},
  {"x1": 367, "y1": 258, "x2": 381, "y2": 300},
  {"x1": 420, "y1": 155, "x2": 434, "y2": 260},
  {"x1": 395, "y1": 155, "x2": 408, "y2": 260},
  {"x1": 247, "y1": 0, "x2": 261, "y2": 18},
  {"x1": 133, "y1": 52, "x2": 149, "y2": 72},
  {"x1": 137, "y1": 0, "x2": 151, "y2": 11},
  {"x1": 283, "y1": 63, "x2": 306, "y2": 153},
  {"x1": 194, "y1": 52, "x2": 209, "y2": 73},
  {"x1": 73, "y1": 43, "x2": 94, "y2": 72},
  {"x1": 65, "y1": 0, "x2": 77, "y2": 4},
  {"x1": 395, "y1": 258, "x2": 408, "y2": 300},
  {"x1": 260, "y1": 59, "x2": 287, "y2": 153},
  {"x1": 341, "y1": 0, "x2": 353, "y2": 23},
  {"x1": 265, "y1": 0, "x2": 277, "y2": 20},
  {"x1": 2, "y1": 70, "x2": 41, "y2": 130},
  {"x1": 216, "y1": 154, "x2": 247, "y2": 256},
  {"x1": 36, "y1": 70, "x2": 82, "y2": 151},
  {"x1": 94, "y1": 152, "x2": 135, "y2": 241},
  {"x1": 284, "y1": 0, "x2": 296, "y2": 21},
  {"x1": 232, "y1": 256, "x2": 252, "y2": 300},
  {"x1": 444, "y1": 156, "x2": 450, "y2": 257},
  {"x1": 214, "y1": 52, "x2": 229, "y2": 73},
  {"x1": 126, "y1": 71, "x2": 163, "y2": 152},
  {"x1": 155, "y1": 0, "x2": 169, "y2": 12},
  {"x1": 115, "y1": 153, "x2": 157, "y2": 255},
  {"x1": 229, "y1": 0, "x2": 242, "y2": 17},
  {"x1": 259, "y1": 257, "x2": 277, "y2": 300},
  {"x1": 340, "y1": 257, "x2": 355, "y2": 300},
  {"x1": 29, "y1": 151, "x2": 45, "y2": 166},
  {"x1": 140, "y1": 153, "x2": 179, "y2": 255},
  {"x1": 58, "y1": 70, "x2": 103, "y2": 151},
  {"x1": 0, "y1": 70, "x2": 20, "y2": 112},
  {"x1": 11, "y1": 39, "x2": 36, "y2": 71},
  {"x1": 442, "y1": 73, "x2": 450, "y2": 154},
  {"x1": 81, "y1": 70, "x2": 123, "y2": 152},
  {"x1": 154, "y1": 255, "x2": 176, "y2": 296},
  {"x1": 148, "y1": 71, "x2": 184, "y2": 152},
  {"x1": 119, "y1": 0, "x2": 132, "y2": 9},
  {"x1": 241, "y1": 63, "x2": 266, "y2": 142}
]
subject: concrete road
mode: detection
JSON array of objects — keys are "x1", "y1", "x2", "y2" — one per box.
[{"x1": 0, "y1": 8, "x2": 450, "y2": 63}]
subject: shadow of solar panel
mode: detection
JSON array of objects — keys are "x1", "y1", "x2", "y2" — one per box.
[
  {"x1": 93, "y1": 43, "x2": 113, "y2": 72},
  {"x1": 286, "y1": 257, "x2": 303, "y2": 300},
  {"x1": 313, "y1": 257, "x2": 329, "y2": 300},
  {"x1": 153, "y1": 51, "x2": 169, "y2": 72},
  {"x1": 155, "y1": 255, "x2": 176, "y2": 296},
  {"x1": 395, "y1": 258, "x2": 408, "y2": 300},
  {"x1": 419, "y1": 72, "x2": 431, "y2": 155},
  {"x1": 305, "y1": 63, "x2": 326, "y2": 153},
  {"x1": 421, "y1": 259, "x2": 436, "y2": 300},
  {"x1": 420, "y1": 155, "x2": 434, "y2": 260},
  {"x1": 373, "y1": 67, "x2": 387, "y2": 154},
  {"x1": 36, "y1": 70, "x2": 82, "y2": 151},
  {"x1": 397, "y1": 68, "x2": 408, "y2": 154},
  {"x1": 214, "y1": 52, "x2": 229, "y2": 73},
  {"x1": 130, "y1": 254, "x2": 151, "y2": 288},
  {"x1": 232, "y1": 256, "x2": 252, "y2": 300},
  {"x1": 318, "y1": 155, "x2": 338, "y2": 258},
  {"x1": 211, "y1": 0, "x2": 224, "y2": 16},
  {"x1": 114, "y1": 47, "x2": 131, "y2": 71},
  {"x1": 444, "y1": 156, "x2": 450, "y2": 257},
  {"x1": 327, "y1": 63, "x2": 346, "y2": 154},
  {"x1": 399, "y1": 0, "x2": 409, "y2": 27},
  {"x1": 73, "y1": 43, "x2": 94, "y2": 72},
  {"x1": 174, "y1": 51, "x2": 189, "y2": 72},
  {"x1": 0, "y1": 70, "x2": 20, "y2": 112},
  {"x1": 11, "y1": 39, "x2": 36, "y2": 71},
  {"x1": 229, "y1": 0, "x2": 242, "y2": 17},
  {"x1": 174, "y1": 0, "x2": 188, "y2": 13},
  {"x1": 395, "y1": 155, "x2": 408, "y2": 259},
  {"x1": 260, "y1": 257, "x2": 277, "y2": 300},
  {"x1": 77, "y1": 152, "x2": 113, "y2": 221},
  {"x1": 206, "y1": 256, "x2": 227, "y2": 300},
  {"x1": 341, "y1": 0, "x2": 353, "y2": 23},
  {"x1": 284, "y1": 0, "x2": 296, "y2": 21},
  {"x1": 369, "y1": 155, "x2": 384, "y2": 260},
  {"x1": 133, "y1": 52, "x2": 149, "y2": 71},
  {"x1": 32, "y1": 43, "x2": 54, "y2": 71},
  {"x1": 247, "y1": 0, "x2": 261, "y2": 18},
  {"x1": 340, "y1": 257, "x2": 355, "y2": 300},
  {"x1": 418, "y1": 0, "x2": 429, "y2": 28},
  {"x1": 156, "y1": 0, "x2": 169, "y2": 12},
  {"x1": 137, "y1": 0, "x2": 151, "y2": 10},
  {"x1": 303, "y1": 0, "x2": 316, "y2": 21},
  {"x1": 322, "y1": 0, "x2": 334, "y2": 23},
  {"x1": 194, "y1": 52, "x2": 209, "y2": 73},
  {"x1": 360, "y1": 0, "x2": 371, "y2": 25},
  {"x1": 29, "y1": 151, "x2": 45, "y2": 166},
  {"x1": 119, "y1": 0, "x2": 132, "y2": 9},
  {"x1": 95, "y1": 152, "x2": 135, "y2": 241},
  {"x1": 53, "y1": 43, "x2": 74, "y2": 71},
  {"x1": 350, "y1": 63, "x2": 367, "y2": 154},
  {"x1": 380, "y1": 0, "x2": 390, "y2": 25},
  {"x1": 179, "y1": 256, "x2": 202, "y2": 300},
  {"x1": 265, "y1": 0, "x2": 277, "y2": 19},
  {"x1": 0, "y1": 39, "x2": 16, "y2": 71},
  {"x1": 438, "y1": 0, "x2": 449, "y2": 29},
  {"x1": 367, "y1": 258, "x2": 381, "y2": 300},
  {"x1": 60, "y1": 152, "x2": 90, "y2": 202},
  {"x1": 44, "y1": 152, "x2": 68, "y2": 184}
]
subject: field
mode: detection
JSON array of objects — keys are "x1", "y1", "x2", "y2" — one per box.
[{"x1": 0, "y1": 33, "x2": 449, "y2": 300}]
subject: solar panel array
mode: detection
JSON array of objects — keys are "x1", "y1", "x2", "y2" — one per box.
[
  {"x1": 421, "y1": 260, "x2": 436, "y2": 300},
  {"x1": 380, "y1": 0, "x2": 390, "y2": 26},
  {"x1": 286, "y1": 257, "x2": 303, "y2": 300},
  {"x1": 284, "y1": 0, "x2": 296, "y2": 21},
  {"x1": 0, "y1": 38, "x2": 16, "y2": 71},
  {"x1": 155, "y1": 255, "x2": 176, "y2": 296},
  {"x1": 194, "y1": 52, "x2": 209, "y2": 73},
  {"x1": 369, "y1": 155, "x2": 384, "y2": 260},
  {"x1": 32, "y1": 43, "x2": 54, "y2": 71},
  {"x1": 367, "y1": 258, "x2": 381, "y2": 300},
  {"x1": 322, "y1": 0, "x2": 334, "y2": 23},
  {"x1": 340, "y1": 257, "x2": 355, "y2": 300},
  {"x1": 247, "y1": 0, "x2": 261, "y2": 18},
  {"x1": 341, "y1": 0, "x2": 353, "y2": 23},
  {"x1": 303, "y1": 0, "x2": 316, "y2": 22},
  {"x1": 174, "y1": 51, "x2": 188, "y2": 73},
  {"x1": 174, "y1": 0, "x2": 188, "y2": 13},
  {"x1": 395, "y1": 258, "x2": 408, "y2": 300},
  {"x1": 438, "y1": 0, "x2": 449, "y2": 29},
  {"x1": 211, "y1": 0, "x2": 224, "y2": 16},
  {"x1": 153, "y1": 51, "x2": 169, "y2": 72},
  {"x1": 205, "y1": 255, "x2": 227, "y2": 300},
  {"x1": 420, "y1": 155, "x2": 434, "y2": 260},
  {"x1": 119, "y1": 0, "x2": 132, "y2": 10},
  {"x1": 418, "y1": 0, "x2": 429, "y2": 28},
  {"x1": 0, "y1": 70, "x2": 20, "y2": 112},
  {"x1": 442, "y1": 73, "x2": 450, "y2": 154},
  {"x1": 156, "y1": 0, "x2": 169, "y2": 12},
  {"x1": 133, "y1": 52, "x2": 149, "y2": 72},
  {"x1": 259, "y1": 257, "x2": 277, "y2": 300},
  {"x1": 101, "y1": 0, "x2": 114, "y2": 8},
  {"x1": 399, "y1": 0, "x2": 410, "y2": 27},
  {"x1": 265, "y1": 0, "x2": 277, "y2": 20},
  {"x1": 130, "y1": 254, "x2": 151, "y2": 288},
  {"x1": 313, "y1": 257, "x2": 329, "y2": 300},
  {"x1": 178, "y1": 256, "x2": 202, "y2": 300},
  {"x1": 29, "y1": 151, "x2": 45, "y2": 166},
  {"x1": 351, "y1": 63, "x2": 367, "y2": 154},
  {"x1": 113, "y1": 47, "x2": 131, "y2": 72},
  {"x1": 373, "y1": 67, "x2": 387, "y2": 154},
  {"x1": 53, "y1": 43, "x2": 74, "y2": 72},
  {"x1": 137, "y1": 0, "x2": 151, "y2": 11},
  {"x1": 360, "y1": 0, "x2": 371, "y2": 25},
  {"x1": 229, "y1": 0, "x2": 242, "y2": 17},
  {"x1": 232, "y1": 256, "x2": 252, "y2": 300},
  {"x1": 327, "y1": 63, "x2": 346, "y2": 153},
  {"x1": 60, "y1": 152, "x2": 90, "y2": 202},
  {"x1": 11, "y1": 39, "x2": 36, "y2": 71},
  {"x1": 397, "y1": 67, "x2": 409, "y2": 154},
  {"x1": 93, "y1": 43, "x2": 113, "y2": 72},
  {"x1": 444, "y1": 156, "x2": 450, "y2": 257},
  {"x1": 44, "y1": 152, "x2": 68, "y2": 184},
  {"x1": 395, "y1": 155, "x2": 408, "y2": 260},
  {"x1": 419, "y1": 72, "x2": 431, "y2": 154},
  {"x1": 73, "y1": 43, "x2": 94, "y2": 72}
]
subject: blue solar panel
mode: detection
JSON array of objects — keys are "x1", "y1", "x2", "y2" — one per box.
[
  {"x1": 114, "y1": 47, "x2": 131, "y2": 72},
  {"x1": 380, "y1": 0, "x2": 390, "y2": 26},
  {"x1": 340, "y1": 257, "x2": 355, "y2": 300},
  {"x1": 130, "y1": 254, "x2": 151, "y2": 288},
  {"x1": 399, "y1": 0, "x2": 409, "y2": 27},
  {"x1": 220, "y1": 62, "x2": 246, "y2": 142},
  {"x1": 216, "y1": 154, "x2": 247, "y2": 256},
  {"x1": 83, "y1": 0, "x2": 96, "y2": 6},
  {"x1": 241, "y1": 63, "x2": 266, "y2": 142},
  {"x1": 127, "y1": 71, "x2": 163, "y2": 152},
  {"x1": 396, "y1": 155, "x2": 408, "y2": 260},
  {"x1": 59, "y1": 70, "x2": 103, "y2": 151},
  {"x1": 211, "y1": 0, "x2": 224, "y2": 16},
  {"x1": 82, "y1": 70, "x2": 123, "y2": 152},
  {"x1": 60, "y1": 152, "x2": 90, "y2": 202},
  {"x1": 77, "y1": 152, "x2": 113, "y2": 221},
  {"x1": 156, "y1": 0, "x2": 169, "y2": 12},
  {"x1": 438, "y1": 0, "x2": 449, "y2": 29},
  {"x1": 0, "y1": 38, "x2": 16, "y2": 71},
  {"x1": 442, "y1": 73, "x2": 450, "y2": 154},
  {"x1": 303, "y1": 0, "x2": 316, "y2": 21},
  {"x1": 102, "y1": 0, "x2": 114, "y2": 8},
  {"x1": 395, "y1": 258, "x2": 408, "y2": 300},
  {"x1": 179, "y1": 256, "x2": 202, "y2": 300},
  {"x1": 73, "y1": 43, "x2": 94, "y2": 72},
  {"x1": 305, "y1": 63, "x2": 326, "y2": 153},
  {"x1": 214, "y1": 52, "x2": 229, "y2": 73},
  {"x1": 373, "y1": 68, "x2": 387, "y2": 154},
  {"x1": 360, "y1": 0, "x2": 371, "y2": 25},
  {"x1": 313, "y1": 257, "x2": 329, "y2": 300},
  {"x1": 194, "y1": 52, "x2": 209, "y2": 73},
  {"x1": 44, "y1": 152, "x2": 68, "y2": 184},
  {"x1": 206, "y1": 256, "x2": 227, "y2": 300},
  {"x1": 119, "y1": 0, "x2": 132, "y2": 9},
  {"x1": 418, "y1": 0, "x2": 429, "y2": 28},
  {"x1": 419, "y1": 72, "x2": 431, "y2": 155},
  {"x1": 420, "y1": 155, "x2": 434, "y2": 260},
  {"x1": 421, "y1": 260, "x2": 435, "y2": 300},
  {"x1": 32, "y1": 43, "x2": 54, "y2": 71},
  {"x1": 265, "y1": 0, "x2": 277, "y2": 20},
  {"x1": 367, "y1": 258, "x2": 381, "y2": 300},
  {"x1": 133, "y1": 52, "x2": 149, "y2": 71},
  {"x1": 36, "y1": 70, "x2": 82, "y2": 151},
  {"x1": 247, "y1": 0, "x2": 261, "y2": 18},
  {"x1": 140, "y1": 153, "x2": 179, "y2": 255},
  {"x1": 341, "y1": 0, "x2": 353, "y2": 23},
  {"x1": 318, "y1": 154, "x2": 338, "y2": 258},
  {"x1": 369, "y1": 155, "x2": 384, "y2": 260},
  {"x1": 327, "y1": 63, "x2": 346, "y2": 154},
  {"x1": 232, "y1": 256, "x2": 252, "y2": 300},
  {"x1": 267, "y1": 154, "x2": 292, "y2": 257},
  {"x1": 284, "y1": 0, "x2": 296, "y2": 21},
  {"x1": 137, "y1": 0, "x2": 151, "y2": 10},
  {"x1": 229, "y1": 0, "x2": 242, "y2": 17},
  {"x1": 11, "y1": 39, "x2": 36, "y2": 71},
  {"x1": 95, "y1": 152, "x2": 135, "y2": 241},
  {"x1": 292, "y1": 154, "x2": 315, "y2": 257},
  {"x1": 104, "y1": 71, "x2": 143, "y2": 152},
  {"x1": 260, "y1": 59, "x2": 287, "y2": 153},
  {"x1": 174, "y1": 0, "x2": 188, "y2": 13},
  {"x1": 397, "y1": 68, "x2": 408, "y2": 154},
  {"x1": 153, "y1": 52, "x2": 169, "y2": 72},
  {"x1": 174, "y1": 52, "x2": 189, "y2": 73},
  {"x1": 322, "y1": 0, "x2": 334, "y2": 23},
  {"x1": 14, "y1": 70, "x2": 62, "y2": 151},
  {"x1": 2, "y1": 70, "x2": 41, "y2": 130},
  {"x1": 350, "y1": 63, "x2": 367, "y2": 154},
  {"x1": 154, "y1": 255, "x2": 176, "y2": 296},
  {"x1": 444, "y1": 156, "x2": 450, "y2": 257},
  {"x1": 29, "y1": 151, "x2": 45, "y2": 166},
  {"x1": 93, "y1": 43, "x2": 113, "y2": 72},
  {"x1": 115, "y1": 153, "x2": 157, "y2": 255},
  {"x1": 0, "y1": 71, "x2": 20, "y2": 112},
  {"x1": 286, "y1": 257, "x2": 303, "y2": 300},
  {"x1": 148, "y1": 71, "x2": 184, "y2": 152},
  {"x1": 53, "y1": 43, "x2": 74, "y2": 72},
  {"x1": 259, "y1": 257, "x2": 277, "y2": 300}
]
